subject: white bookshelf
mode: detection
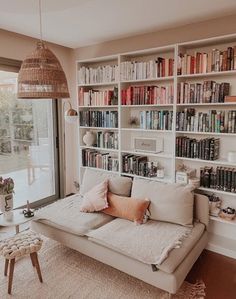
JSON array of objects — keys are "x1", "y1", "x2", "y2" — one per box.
[{"x1": 76, "y1": 33, "x2": 236, "y2": 258}]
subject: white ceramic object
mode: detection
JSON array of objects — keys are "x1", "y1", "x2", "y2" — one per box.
[
  {"x1": 227, "y1": 151, "x2": 236, "y2": 163},
  {"x1": 83, "y1": 131, "x2": 95, "y2": 146}
]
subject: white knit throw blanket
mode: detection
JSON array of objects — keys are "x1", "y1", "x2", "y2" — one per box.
[{"x1": 88, "y1": 218, "x2": 192, "y2": 265}]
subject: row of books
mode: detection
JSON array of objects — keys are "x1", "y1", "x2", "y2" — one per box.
[
  {"x1": 140, "y1": 110, "x2": 173, "y2": 130},
  {"x1": 178, "y1": 47, "x2": 236, "y2": 75},
  {"x1": 95, "y1": 131, "x2": 119, "y2": 149},
  {"x1": 79, "y1": 87, "x2": 118, "y2": 106},
  {"x1": 121, "y1": 85, "x2": 174, "y2": 105},
  {"x1": 122, "y1": 154, "x2": 159, "y2": 177},
  {"x1": 79, "y1": 111, "x2": 118, "y2": 128},
  {"x1": 200, "y1": 166, "x2": 236, "y2": 193},
  {"x1": 177, "y1": 81, "x2": 230, "y2": 104},
  {"x1": 120, "y1": 58, "x2": 174, "y2": 81},
  {"x1": 78, "y1": 65, "x2": 119, "y2": 84},
  {"x1": 176, "y1": 109, "x2": 236, "y2": 133},
  {"x1": 176, "y1": 137, "x2": 220, "y2": 160},
  {"x1": 82, "y1": 149, "x2": 119, "y2": 172}
]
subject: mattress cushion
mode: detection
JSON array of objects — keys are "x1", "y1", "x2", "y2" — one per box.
[
  {"x1": 87, "y1": 218, "x2": 204, "y2": 271},
  {"x1": 33, "y1": 194, "x2": 114, "y2": 236}
]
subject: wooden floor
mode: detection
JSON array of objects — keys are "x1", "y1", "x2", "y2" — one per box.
[{"x1": 187, "y1": 250, "x2": 236, "y2": 299}]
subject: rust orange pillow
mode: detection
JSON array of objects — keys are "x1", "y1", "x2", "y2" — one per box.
[{"x1": 103, "y1": 192, "x2": 150, "y2": 224}]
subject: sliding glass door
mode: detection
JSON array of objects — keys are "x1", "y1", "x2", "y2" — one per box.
[{"x1": 0, "y1": 69, "x2": 59, "y2": 208}]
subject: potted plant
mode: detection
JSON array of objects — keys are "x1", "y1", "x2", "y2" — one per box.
[{"x1": 0, "y1": 177, "x2": 14, "y2": 213}]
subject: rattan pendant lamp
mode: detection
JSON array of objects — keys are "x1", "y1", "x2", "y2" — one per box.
[{"x1": 17, "y1": 0, "x2": 70, "y2": 99}]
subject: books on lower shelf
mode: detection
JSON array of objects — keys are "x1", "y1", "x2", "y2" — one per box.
[
  {"x1": 122, "y1": 153, "x2": 161, "y2": 178},
  {"x1": 121, "y1": 85, "x2": 174, "y2": 105},
  {"x1": 79, "y1": 87, "x2": 118, "y2": 106},
  {"x1": 79, "y1": 110, "x2": 118, "y2": 128},
  {"x1": 176, "y1": 136, "x2": 220, "y2": 160},
  {"x1": 78, "y1": 65, "x2": 119, "y2": 84},
  {"x1": 82, "y1": 149, "x2": 119, "y2": 172},
  {"x1": 139, "y1": 110, "x2": 173, "y2": 130},
  {"x1": 96, "y1": 131, "x2": 119, "y2": 149},
  {"x1": 120, "y1": 58, "x2": 174, "y2": 81},
  {"x1": 177, "y1": 81, "x2": 230, "y2": 104},
  {"x1": 200, "y1": 166, "x2": 236, "y2": 193},
  {"x1": 176, "y1": 109, "x2": 236, "y2": 133}
]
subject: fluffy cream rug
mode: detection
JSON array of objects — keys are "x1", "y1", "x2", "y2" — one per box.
[{"x1": 0, "y1": 238, "x2": 205, "y2": 299}]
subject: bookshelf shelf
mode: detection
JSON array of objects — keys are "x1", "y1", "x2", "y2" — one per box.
[
  {"x1": 121, "y1": 104, "x2": 173, "y2": 108},
  {"x1": 198, "y1": 187, "x2": 236, "y2": 197},
  {"x1": 176, "y1": 131, "x2": 236, "y2": 136},
  {"x1": 178, "y1": 70, "x2": 236, "y2": 79},
  {"x1": 175, "y1": 157, "x2": 236, "y2": 166},
  {"x1": 121, "y1": 128, "x2": 173, "y2": 133},
  {"x1": 121, "y1": 172, "x2": 172, "y2": 183},
  {"x1": 210, "y1": 215, "x2": 236, "y2": 226},
  {"x1": 79, "y1": 126, "x2": 119, "y2": 130},
  {"x1": 121, "y1": 150, "x2": 172, "y2": 159},
  {"x1": 120, "y1": 76, "x2": 174, "y2": 84},
  {"x1": 78, "y1": 82, "x2": 118, "y2": 87},
  {"x1": 80, "y1": 145, "x2": 118, "y2": 152},
  {"x1": 77, "y1": 34, "x2": 236, "y2": 257},
  {"x1": 79, "y1": 105, "x2": 118, "y2": 109},
  {"x1": 176, "y1": 102, "x2": 236, "y2": 107}
]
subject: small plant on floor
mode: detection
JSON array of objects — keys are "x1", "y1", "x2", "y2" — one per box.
[{"x1": 0, "y1": 177, "x2": 14, "y2": 195}]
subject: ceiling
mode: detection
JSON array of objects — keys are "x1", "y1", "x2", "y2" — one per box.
[{"x1": 1, "y1": 0, "x2": 236, "y2": 49}]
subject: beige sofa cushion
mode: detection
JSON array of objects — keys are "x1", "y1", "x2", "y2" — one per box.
[
  {"x1": 34, "y1": 195, "x2": 114, "y2": 236},
  {"x1": 80, "y1": 168, "x2": 132, "y2": 197},
  {"x1": 131, "y1": 178, "x2": 194, "y2": 227}
]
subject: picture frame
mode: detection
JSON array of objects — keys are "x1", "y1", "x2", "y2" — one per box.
[{"x1": 132, "y1": 137, "x2": 163, "y2": 153}]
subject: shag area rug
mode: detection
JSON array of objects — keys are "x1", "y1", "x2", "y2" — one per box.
[{"x1": 0, "y1": 238, "x2": 205, "y2": 299}]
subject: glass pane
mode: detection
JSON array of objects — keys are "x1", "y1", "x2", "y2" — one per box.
[{"x1": 0, "y1": 70, "x2": 56, "y2": 208}]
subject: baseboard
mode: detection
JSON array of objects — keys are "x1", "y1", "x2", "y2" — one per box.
[{"x1": 207, "y1": 233, "x2": 236, "y2": 259}]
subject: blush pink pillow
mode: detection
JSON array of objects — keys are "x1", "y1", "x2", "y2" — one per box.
[{"x1": 80, "y1": 180, "x2": 108, "y2": 212}]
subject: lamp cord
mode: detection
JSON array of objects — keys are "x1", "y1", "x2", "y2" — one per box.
[{"x1": 39, "y1": 0, "x2": 43, "y2": 43}]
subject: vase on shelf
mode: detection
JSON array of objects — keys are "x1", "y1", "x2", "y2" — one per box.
[
  {"x1": 83, "y1": 131, "x2": 95, "y2": 147},
  {"x1": 0, "y1": 193, "x2": 14, "y2": 214}
]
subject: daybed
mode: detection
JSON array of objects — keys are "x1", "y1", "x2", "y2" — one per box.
[{"x1": 31, "y1": 168, "x2": 209, "y2": 297}]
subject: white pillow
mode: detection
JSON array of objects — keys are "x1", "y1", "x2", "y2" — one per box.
[
  {"x1": 131, "y1": 178, "x2": 194, "y2": 227},
  {"x1": 80, "y1": 180, "x2": 108, "y2": 212}
]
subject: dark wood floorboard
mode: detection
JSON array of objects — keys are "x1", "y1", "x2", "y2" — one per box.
[{"x1": 186, "y1": 250, "x2": 236, "y2": 299}]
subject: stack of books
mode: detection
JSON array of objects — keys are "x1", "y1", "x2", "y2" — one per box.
[
  {"x1": 200, "y1": 166, "x2": 236, "y2": 193},
  {"x1": 121, "y1": 85, "x2": 174, "y2": 105},
  {"x1": 177, "y1": 81, "x2": 230, "y2": 104},
  {"x1": 78, "y1": 65, "x2": 119, "y2": 84},
  {"x1": 139, "y1": 110, "x2": 173, "y2": 130},
  {"x1": 79, "y1": 87, "x2": 118, "y2": 106},
  {"x1": 79, "y1": 110, "x2": 118, "y2": 128},
  {"x1": 120, "y1": 58, "x2": 174, "y2": 81},
  {"x1": 96, "y1": 131, "x2": 119, "y2": 149},
  {"x1": 176, "y1": 136, "x2": 220, "y2": 160},
  {"x1": 82, "y1": 149, "x2": 119, "y2": 172},
  {"x1": 176, "y1": 108, "x2": 236, "y2": 133},
  {"x1": 178, "y1": 46, "x2": 236, "y2": 75},
  {"x1": 122, "y1": 154, "x2": 158, "y2": 177}
]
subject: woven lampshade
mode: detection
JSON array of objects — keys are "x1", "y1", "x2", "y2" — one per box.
[{"x1": 18, "y1": 41, "x2": 70, "y2": 99}]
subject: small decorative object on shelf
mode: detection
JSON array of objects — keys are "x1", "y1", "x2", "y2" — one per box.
[
  {"x1": 156, "y1": 167, "x2": 165, "y2": 179},
  {"x1": 176, "y1": 164, "x2": 196, "y2": 184},
  {"x1": 23, "y1": 200, "x2": 34, "y2": 218},
  {"x1": 128, "y1": 116, "x2": 139, "y2": 128},
  {"x1": 219, "y1": 207, "x2": 236, "y2": 221},
  {"x1": 83, "y1": 131, "x2": 96, "y2": 146},
  {"x1": 133, "y1": 137, "x2": 163, "y2": 153},
  {"x1": 188, "y1": 178, "x2": 200, "y2": 189},
  {"x1": 0, "y1": 177, "x2": 14, "y2": 214},
  {"x1": 208, "y1": 194, "x2": 222, "y2": 216}
]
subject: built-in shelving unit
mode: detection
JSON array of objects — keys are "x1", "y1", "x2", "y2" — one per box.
[{"x1": 77, "y1": 33, "x2": 236, "y2": 258}]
